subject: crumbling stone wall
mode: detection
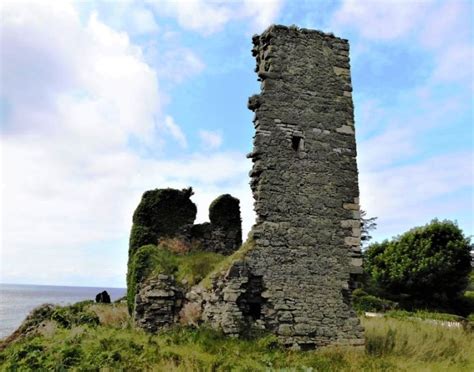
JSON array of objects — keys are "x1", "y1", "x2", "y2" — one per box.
[
  {"x1": 205, "y1": 25, "x2": 364, "y2": 349},
  {"x1": 191, "y1": 194, "x2": 242, "y2": 255},
  {"x1": 127, "y1": 188, "x2": 242, "y2": 325},
  {"x1": 134, "y1": 275, "x2": 184, "y2": 332},
  {"x1": 129, "y1": 188, "x2": 197, "y2": 257}
]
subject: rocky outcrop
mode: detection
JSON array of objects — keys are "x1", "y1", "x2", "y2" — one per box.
[{"x1": 95, "y1": 291, "x2": 111, "y2": 304}]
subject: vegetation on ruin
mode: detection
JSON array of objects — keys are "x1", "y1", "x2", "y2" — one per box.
[
  {"x1": 128, "y1": 188, "x2": 197, "y2": 257},
  {"x1": 126, "y1": 242, "x2": 225, "y2": 312},
  {"x1": 208, "y1": 194, "x2": 241, "y2": 228},
  {"x1": 200, "y1": 238, "x2": 255, "y2": 289},
  {"x1": 1, "y1": 302, "x2": 473, "y2": 371}
]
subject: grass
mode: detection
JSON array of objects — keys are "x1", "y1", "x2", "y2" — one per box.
[
  {"x1": 127, "y1": 239, "x2": 254, "y2": 312},
  {"x1": 385, "y1": 310, "x2": 466, "y2": 322},
  {"x1": 127, "y1": 244, "x2": 225, "y2": 312},
  {"x1": 200, "y1": 238, "x2": 254, "y2": 289},
  {"x1": 1, "y1": 303, "x2": 473, "y2": 371}
]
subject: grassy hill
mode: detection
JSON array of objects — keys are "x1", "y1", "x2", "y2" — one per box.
[{"x1": 1, "y1": 302, "x2": 473, "y2": 371}]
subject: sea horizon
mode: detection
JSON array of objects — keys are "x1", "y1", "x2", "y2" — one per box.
[{"x1": 0, "y1": 283, "x2": 126, "y2": 339}]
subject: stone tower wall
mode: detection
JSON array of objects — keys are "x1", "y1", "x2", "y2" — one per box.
[{"x1": 244, "y1": 25, "x2": 363, "y2": 348}]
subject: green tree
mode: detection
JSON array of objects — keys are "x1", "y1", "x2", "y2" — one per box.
[
  {"x1": 364, "y1": 219, "x2": 472, "y2": 308},
  {"x1": 360, "y1": 209, "x2": 377, "y2": 249}
]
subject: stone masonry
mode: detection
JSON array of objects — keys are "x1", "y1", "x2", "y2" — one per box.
[
  {"x1": 202, "y1": 25, "x2": 364, "y2": 349},
  {"x1": 134, "y1": 275, "x2": 184, "y2": 332},
  {"x1": 129, "y1": 24, "x2": 365, "y2": 349}
]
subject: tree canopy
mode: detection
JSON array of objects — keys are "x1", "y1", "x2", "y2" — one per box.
[{"x1": 364, "y1": 219, "x2": 472, "y2": 307}]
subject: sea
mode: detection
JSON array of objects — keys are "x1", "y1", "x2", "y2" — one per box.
[{"x1": 0, "y1": 283, "x2": 126, "y2": 339}]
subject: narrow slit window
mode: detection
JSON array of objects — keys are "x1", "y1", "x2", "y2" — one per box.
[{"x1": 292, "y1": 136, "x2": 304, "y2": 151}]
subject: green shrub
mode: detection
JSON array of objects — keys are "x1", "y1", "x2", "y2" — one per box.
[
  {"x1": 385, "y1": 310, "x2": 464, "y2": 322},
  {"x1": 457, "y1": 291, "x2": 474, "y2": 316},
  {"x1": 468, "y1": 270, "x2": 474, "y2": 290},
  {"x1": 51, "y1": 301, "x2": 99, "y2": 328},
  {"x1": 352, "y1": 289, "x2": 396, "y2": 312},
  {"x1": 364, "y1": 219, "x2": 472, "y2": 308}
]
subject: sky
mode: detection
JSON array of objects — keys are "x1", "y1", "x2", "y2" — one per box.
[{"x1": 0, "y1": 0, "x2": 472, "y2": 288}]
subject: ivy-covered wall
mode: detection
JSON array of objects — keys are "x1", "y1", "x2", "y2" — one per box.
[{"x1": 126, "y1": 188, "x2": 242, "y2": 316}]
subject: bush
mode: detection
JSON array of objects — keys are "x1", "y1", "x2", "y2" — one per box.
[
  {"x1": 352, "y1": 289, "x2": 396, "y2": 312},
  {"x1": 468, "y1": 270, "x2": 474, "y2": 291},
  {"x1": 385, "y1": 310, "x2": 465, "y2": 322},
  {"x1": 364, "y1": 219, "x2": 472, "y2": 309},
  {"x1": 51, "y1": 301, "x2": 99, "y2": 328}
]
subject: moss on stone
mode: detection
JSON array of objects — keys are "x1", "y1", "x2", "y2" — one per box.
[
  {"x1": 209, "y1": 194, "x2": 241, "y2": 229},
  {"x1": 127, "y1": 187, "x2": 198, "y2": 312},
  {"x1": 200, "y1": 238, "x2": 255, "y2": 289},
  {"x1": 127, "y1": 244, "x2": 225, "y2": 313},
  {"x1": 132, "y1": 188, "x2": 196, "y2": 239},
  {"x1": 129, "y1": 225, "x2": 158, "y2": 257}
]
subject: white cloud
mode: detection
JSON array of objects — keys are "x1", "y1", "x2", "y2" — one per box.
[
  {"x1": 241, "y1": 0, "x2": 283, "y2": 32},
  {"x1": 155, "y1": 47, "x2": 205, "y2": 83},
  {"x1": 199, "y1": 129, "x2": 223, "y2": 150},
  {"x1": 146, "y1": 0, "x2": 283, "y2": 35},
  {"x1": 331, "y1": 0, "x2": 429, "y2": 40},
  {"x1": 431, "y1": 45, "x2": 473, "y2": 84},
  {"x1": 130, "y1": 7, "x2": 160, "y2": 35},
  {"x1": 357, "y1": 126, "x2": 417, "y2": 171},
  {"x1": 418, "y1": 0, "x2": 472, "y2": 49},
  {"x1": 331, "y1": 0, "x2": 473, "y2": 85},
  {"x1": 359, "y1": 152, "x2": 474, "y2": 239},
  {"x1": 149, "y1": 0, "x2": 231, "y2": 35},
  {"x1": 163, "y1": 115, "x2": 188, "y2": 148},
  {"x1": 0, "y1": 0, "x2": 255, "y2": 287}
]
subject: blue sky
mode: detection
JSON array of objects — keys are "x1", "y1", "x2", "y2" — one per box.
[{"x1": 1, "y1": 0, "x2": 472, "y2": 287}]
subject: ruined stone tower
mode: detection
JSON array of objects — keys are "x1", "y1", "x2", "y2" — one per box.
[
  {"x1": 246, "y1": 24, "x2": 363, "y2": 348},
  {"x1": 129, "y1": 24, "x2": 364, "y2": 350},
  {"x1": 201, "y1": 25, "x2": 364, "y2": 349}
]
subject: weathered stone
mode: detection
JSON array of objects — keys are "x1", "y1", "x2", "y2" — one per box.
[
  {"x1": 344, "y1": 237, "x2": 360, "y2": 246},
  {"x1": 202, "y1": 24, "x2": 364, "y2": 349},
  {"x1": 95, "y1": 291, "x2": 111, "y2": 304},
  {"x1": 336, "y1": 126, "x2": 354, "y2": 135},
  {"x1": 128, "y1": 24, "x2": 365, "y2": 349},
  {"x1": 134, "y1": 277, "x2": 184, "y2": 333}
]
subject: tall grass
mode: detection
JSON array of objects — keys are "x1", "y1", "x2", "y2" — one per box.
[{"x1": 1, "y1": 310, "x2": 472, "y2": 371}]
